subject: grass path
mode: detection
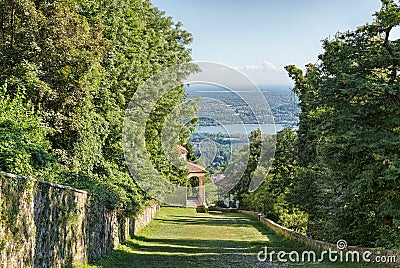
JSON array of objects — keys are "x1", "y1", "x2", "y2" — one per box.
[{"x1": 84, "y1": 207, "x2": 381, "y2": 268}]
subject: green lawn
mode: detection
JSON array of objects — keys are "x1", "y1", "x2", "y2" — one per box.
[{"x1": 82, "y1": 207, "x2": 384, "y2": 268}]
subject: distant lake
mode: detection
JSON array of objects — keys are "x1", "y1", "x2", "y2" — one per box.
[{"x1": 194, "y1": 124, "x2": 286, "y2": 135}]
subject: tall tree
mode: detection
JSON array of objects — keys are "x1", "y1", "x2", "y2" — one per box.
[
  {"x1": 230, "y1": 129, "x2": 262, "y2": 202},
  {"x1": 285, "y1": 0, "x2": 400, "y2": 247},
  {"x1": 241, "y1": 129, "x2": 307, "y2": 234},
  {"x1": 0, "y1": 0, "x2": 195, "y2": 215}
]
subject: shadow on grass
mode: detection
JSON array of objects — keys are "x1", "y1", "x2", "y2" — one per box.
[{"x1": 88, "y1": 209, "x2": 379, "y2": 268}]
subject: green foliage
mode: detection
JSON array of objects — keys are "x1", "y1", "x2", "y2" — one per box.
[
  {"x1": 144, "y1": 85, "x2": 191, "y2": 186},
  {"x1": 230, "y1": 130, "x2": 262, "y2": 202},
  {"x1": 0, "y1": 84, "x2": 57, "y2": 179},
  {"x1": 0, "y1": 0, "x2": 194, "y2": 216},
  {"x1": 190, "y1": 132, "x2": 233, "y2": 174},
  {"x1": 285, "y1": 0, "x2": 400, "y2": 248},
  {"x1": 241, "y1": 128, "x2": 308, "y2": 234}
]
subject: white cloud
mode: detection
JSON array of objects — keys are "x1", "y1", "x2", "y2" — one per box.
[{"x1": 235, "y1": 60, "x2": 277, "y2": 71}]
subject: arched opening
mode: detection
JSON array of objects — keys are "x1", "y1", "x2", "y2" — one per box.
[{"x1": 187, "y1": 176, "x2": 199, "y2": 198}]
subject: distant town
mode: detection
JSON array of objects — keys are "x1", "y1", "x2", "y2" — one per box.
[{"x1": 186, "y1": 85, "x2": 300, "y2": 127}]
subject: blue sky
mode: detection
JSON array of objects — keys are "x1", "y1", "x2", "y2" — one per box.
[{"x1": 151, "y1": 0, "x2": 384, "y2": 86}]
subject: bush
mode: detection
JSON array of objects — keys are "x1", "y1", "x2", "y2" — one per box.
[{"x1": 0, "y1": 84, "x2": 57, "y2": 179}]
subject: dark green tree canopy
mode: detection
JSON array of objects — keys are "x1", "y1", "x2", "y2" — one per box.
[
  {"x1": 0, "y1": 0, "x2": 195, "y2": 216},
  {"x1": 285, "y1": 0, "x2": 400, "y2": 247}
]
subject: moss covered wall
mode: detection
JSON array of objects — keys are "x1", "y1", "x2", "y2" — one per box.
[{"x1": 0, "y1": 172, "x2": 158, "y2": 267}]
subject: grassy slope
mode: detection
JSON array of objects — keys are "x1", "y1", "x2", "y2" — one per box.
[{"x1": 82, "y1": 207, "x2": 383, "y2": 268}]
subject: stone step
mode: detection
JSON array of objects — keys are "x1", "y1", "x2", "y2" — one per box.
[{"x1": 186, "y1": 198, "x2": 200, "y2": 207}]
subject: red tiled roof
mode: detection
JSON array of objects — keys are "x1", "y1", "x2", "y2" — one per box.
[
  {"x1": 186, "y1": 162, "x2": 207, "y2": 173},
  {"x1": 174, "y1": 146, "x2": 188, "y2": 154}
]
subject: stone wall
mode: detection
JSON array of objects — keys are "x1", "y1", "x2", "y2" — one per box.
[
  {"x1": 0, "y1": 172, "x2": 159, "y2": 267},
  {"x1": 210, "y1": 207, "x2": 400, "y2": 266},
  {"x1": 133, "y1": 204, "x2": 159, "y2": 236}
]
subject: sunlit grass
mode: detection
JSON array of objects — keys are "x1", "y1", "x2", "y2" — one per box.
[{"x1": 82, "y1": 207, "x2": 383, "y2": 268}]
